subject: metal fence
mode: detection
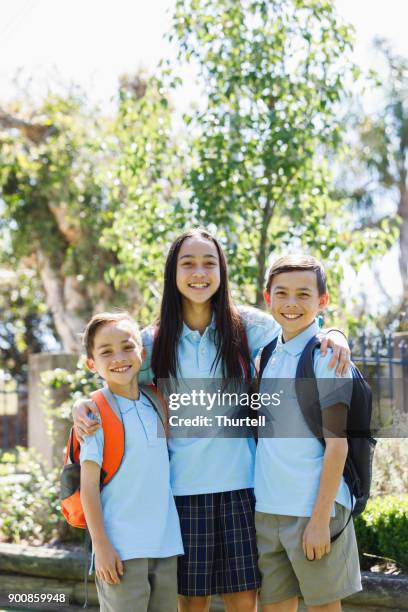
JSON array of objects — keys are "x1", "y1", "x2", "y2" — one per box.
[
  {"x1": 350, "y1": 334, "x2": 408, "y2": 433},
  {"x1": 351, "y1": 334, "x2": 408, "y2": 378}
]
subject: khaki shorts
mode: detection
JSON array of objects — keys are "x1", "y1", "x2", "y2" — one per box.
[
  {"x1": 96, "y1": 556, "x2": 178, "y2": 612},
  {"x1": 255, "y1": 504, "x2": 362, "y2": 607}
]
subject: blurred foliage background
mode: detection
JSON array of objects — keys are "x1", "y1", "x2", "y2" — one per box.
[
  {"x1": 0, "y1": 0, "x2": 407, "y2": 570},
  {"x1": 0, "y1": 0, "x2": 406, "y2": 373}
]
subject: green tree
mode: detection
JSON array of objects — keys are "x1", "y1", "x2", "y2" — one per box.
[
  {"x1": 171, "y1": 0, "x2": 394, "y2": 311},
  {"x1": 343, "y1": 39, "x2": 408, "y2": 316},
  {"x1": 0, "y1": 266, "x2": 55, "y2": 381},
  {"x1": 100, "y1": 74, "x2": 187, "y2": 322},
  {"x1": 0, "y1": 95, "x2": 127, "y2": 351},
  {"x1": 0, "y1": 76, "x2": 186, "y2": 348}
]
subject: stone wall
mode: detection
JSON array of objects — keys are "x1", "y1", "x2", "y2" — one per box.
[
  {"x1": 0, "y1": 544, "x2": 407, "y2": 611},
  {"x1": 28, "y1": 353, "x2": 77, "y2": 468}
]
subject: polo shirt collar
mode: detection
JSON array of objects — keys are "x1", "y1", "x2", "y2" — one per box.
[
  {"x1": 181, "y1": 313, "x2": 216, "y2": 339},
  {"x1": 279, "y1": 321, "x2": 320, "y2": 356}
]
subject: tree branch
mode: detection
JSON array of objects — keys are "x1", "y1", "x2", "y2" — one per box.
[{"x1": 0, "y1": 108, "x2": 55, "y2": 144}]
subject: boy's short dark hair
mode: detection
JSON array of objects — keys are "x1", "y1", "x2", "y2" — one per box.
[
  {"x1": 265, "y1": 254, "x2": 327, "y2": 296},
  {"x1": 82, "y1": 312, "x2": 142, "y2": 358}
]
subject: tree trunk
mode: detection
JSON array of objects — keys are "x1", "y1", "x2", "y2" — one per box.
[
  {"x1": 0, "y1": 107, "x2": 55, "y2": 143},
  {"x1": 1, "y1": 108, "x2": 142, "y2": 349},
  {"x1": 256, "y1": 186, "x2": 274, "y2": 306},
  {"x1": 35, "y1": 249, "x2": 90, "y2": 352},
  {"x1": 256, "y1": 218, "x2": 269, "y2": 306},
  {"x1": 34, "y1": 248, "x2": 139, "y2": 352}
]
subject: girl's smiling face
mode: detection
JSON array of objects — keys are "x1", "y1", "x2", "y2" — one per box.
[{"x1": 176, "y1": 236, "x2": 221, "y2": 304}]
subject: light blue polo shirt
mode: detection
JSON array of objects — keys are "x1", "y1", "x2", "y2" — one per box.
[
  {"x1": 255, "y1": 321, "x2": 353, "y2": 517},
  {"x1": 80, "y1": 390, "x2": 184, "y2": 560},
  {"x1": 140, "y1": 306, "x2": 281, "y2": 496}
]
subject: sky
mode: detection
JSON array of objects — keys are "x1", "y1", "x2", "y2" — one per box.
[
  {"x1": 0, "y1": 0, "x2": 175, "y2": 105},
  {"x1": 1, "y1": 0, "x2": 407, "y2": 313},
  {"x1": 1, "y1": 0, "x2": 408, "y2": 108}
]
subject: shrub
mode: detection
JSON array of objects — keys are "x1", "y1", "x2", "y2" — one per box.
[
  {"x1": 0, "y1": 450, "x2": 18, "y2": 476},
  {"x1": 355, "y1": 495, "x2": 408, "y2": 571},
  {"x1": 0, "y1": 446, "x2": 81, "y2": 545},
  {"x1": 371, "y1": 439, "x2": 408, "y2": 496},
  {"x1": 41, "y1": 359, "x2": 100, "y2": 440},
  {"x1": 0, "y1": 361, "x2": 100, "y2": 546}
]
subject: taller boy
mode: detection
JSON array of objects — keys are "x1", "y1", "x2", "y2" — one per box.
[{"x1": 255, "y1": 255, "x2": 362, "y2": 612}]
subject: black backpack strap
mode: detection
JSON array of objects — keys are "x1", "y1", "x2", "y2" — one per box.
[
  {"x1": 295, "y1": 335, "x2": 354, "y2": 543},
  {"x1": 258, "y1": 336, "x2": 279, "y2": 382},
  {"x1": 68, "y1": 428, "x2": 76, "y2": 464},
  {"x1": 330, "y1": 485, "x2": 354, "y2": 543},
  {"x1": 250, "y1": 336, "x2": 279, "y2": 444},
  {"x1": 295, "y1": 336, "x2": 324, "y2": 440}
]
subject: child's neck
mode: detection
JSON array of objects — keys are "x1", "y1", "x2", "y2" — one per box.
[
  {"x1": 281, "y1": 321, "x2": 316, "y2": 343},
  {"x1": 182, "y1": 300, "x2": 213, "y2": 335},
  {"x1": 107, "y1": 378, "x2": 139, "y2": 400}
]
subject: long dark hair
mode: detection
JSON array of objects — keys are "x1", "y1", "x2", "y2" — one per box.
[{"x1": 151, "y1": 229, "x2": 251, "y2": 380}]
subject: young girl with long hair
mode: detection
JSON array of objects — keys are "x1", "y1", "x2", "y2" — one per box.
[{"x1": 73, "y1": 228, "x2": 350, "y2": 612}]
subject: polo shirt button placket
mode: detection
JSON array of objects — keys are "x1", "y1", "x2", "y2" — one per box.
[{"x1": 197, "y1": 332, "x2": 204, "y2": 370}]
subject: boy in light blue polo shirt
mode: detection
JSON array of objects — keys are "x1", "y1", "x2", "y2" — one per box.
[
  {"x1": 79, "y1": 312, "x2": 183, "y2": 612},
  {"x1": 254, "y1": 255, "x2": 362, "y2": 612}
]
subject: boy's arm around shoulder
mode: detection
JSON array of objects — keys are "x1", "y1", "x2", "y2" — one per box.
[
  {"x1": 319, "y1": 328, "x2": 351, "y2": 376},
  {"x1": 139, "y1": 325, "x2": 155, "y2": 384},
  {"x1": 314, "y1": 349, "x2": 353, "y2": 415},
  {"x1": 237, "y1": 305, "x2": 281, "y2": 357},
  {"x1": 73, "y1": 402, "x2": 102, "y2": 444}
]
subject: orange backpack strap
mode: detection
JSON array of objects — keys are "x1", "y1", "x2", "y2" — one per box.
[{"x1": 90, "y1": 389, "x2": 125, "y2": 486}]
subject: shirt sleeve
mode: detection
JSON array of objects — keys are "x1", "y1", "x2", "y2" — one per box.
[
  {"x1": 237, "y1": 305, "x2": 281, "y2": 357},
  {"x1": 313, "y1": 350, "x2": 353, "y2": 411},
  {"x1": 139, "y1": 326, "x2": 155, "y2": 384},
  {"x1": 79, "y1": 427, "x2": 104, "y2": 467}
]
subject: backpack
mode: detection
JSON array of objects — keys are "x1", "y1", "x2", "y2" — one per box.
[
  {"x1": 60, "y1": 384, "x2": 167, "y2": 528},
  {"x1": 258, "y1": 335, "x2": 376, "y2": 541},
  {"x1": 59, "y1": 384, "x2": 167, "y2": 607}
]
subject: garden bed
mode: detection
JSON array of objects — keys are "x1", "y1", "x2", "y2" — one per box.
[{"x1": 0, "y1": 543, "x2": 407, "y2": 610}]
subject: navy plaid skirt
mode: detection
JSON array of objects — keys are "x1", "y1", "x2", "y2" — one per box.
[{"x1": 175, "y1": 488, "x2": 260, "y2": 596}]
